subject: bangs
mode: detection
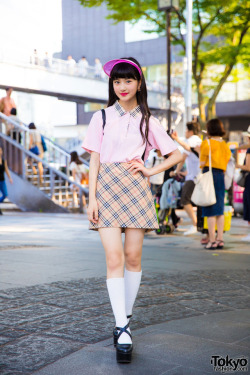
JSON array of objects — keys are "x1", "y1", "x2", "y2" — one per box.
[{"x1": 110, "y1": 62, "x2": 140, "y2": 81}]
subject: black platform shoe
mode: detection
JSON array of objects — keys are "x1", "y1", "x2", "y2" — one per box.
[
  {"x1": 116, "y1": 322, "x2": 133, "y2": 363},
  {"x1": 113, "y1": 315, "x2": 132, "y2": 347}
]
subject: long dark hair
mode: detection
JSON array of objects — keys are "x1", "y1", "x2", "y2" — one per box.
[
  {"x1": 70, "y1": 151, "x2": 82, "y2": 165},
  {"x1": 107, "y1": 57, "x2": 151, "y2": 146}
]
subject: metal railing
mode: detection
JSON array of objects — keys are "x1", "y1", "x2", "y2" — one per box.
[
  {"x1": 0, "y1": 47, "x2": 174, "y2": 93},
  {"x1": 0, "y1": 113, "x2": 89, "y2": 177},
  {"x1": 0, "y1": 114, "x2": 89, "y2": 212}
]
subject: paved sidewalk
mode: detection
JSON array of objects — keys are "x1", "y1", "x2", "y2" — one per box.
[
  {"x1": 0, "y1": 212, "x2": 249, "y2": 374},
  {"x1": 33, "y1": 309, "x2": 250, "y2": 375}
]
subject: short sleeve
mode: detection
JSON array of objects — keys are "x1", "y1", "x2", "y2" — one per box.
[
  {"x1": 200, "y1": 140, "x2": 209, "y2": 166},
  {"x1": 82, "y1": 111, "x2": 103, "y2": 154},
  {"x1": 146, "y1": 117, "x2": 177, "y2": 159}
]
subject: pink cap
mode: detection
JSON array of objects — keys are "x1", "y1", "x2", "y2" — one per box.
[{"x1": 103, "y1": 59, "x2": 142, "y2": 77}]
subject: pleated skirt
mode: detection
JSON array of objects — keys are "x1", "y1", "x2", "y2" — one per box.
[{"x1": 89, "y1": 162, "x2": 159, "y2": 232}]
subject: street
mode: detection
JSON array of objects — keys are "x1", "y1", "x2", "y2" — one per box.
[{"x1": 0, "y1": 211, "x2": 249, "y2": 374}]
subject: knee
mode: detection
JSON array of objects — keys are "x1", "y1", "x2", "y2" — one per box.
[
  {"x1": 125, "y1": 250, "x2": 141, "y2": 269},
  {"x1": 106, "y1": 252, "x2": 123, "y2": 272}
]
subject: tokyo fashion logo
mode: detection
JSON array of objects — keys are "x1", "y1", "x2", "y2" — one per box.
[{"x1": 211, "y1": 355, "x2": 248, "y2": 372}]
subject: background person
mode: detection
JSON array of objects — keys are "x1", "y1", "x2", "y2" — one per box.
[
  {"x1": 70, "y1": 151, "x2": 88, "y2": 212},
  {"x1": 236, "y1": 126, "x2": 250, "y2": 242},
  {"x1": 171, "y1": 122, "x2": 202, "y2": 235},
  {"x1": 200, "y1": 118, "x2": 231, "y2": 250},
  {"x1": 146, "y1": 149, "x2": 165, "y2": 196},
  {"x1": 0, "y1": 145, "x2": 13, "y2": 215},
  {"x1": 28, "y1": 123, "x2": 43, "y2": 183},
  {"x1": 0, "y1": 88, "x2": 16, "y2": 117}
]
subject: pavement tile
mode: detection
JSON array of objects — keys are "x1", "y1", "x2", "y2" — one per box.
[
  {"x1": 0, "y1": 304, "x2": 67, "y2": 325},
  {"x1": 32, "y1": 345, "x2": 179, "y2": 375},
  {"x1": 0, "y1": 334, "x2": 83, "y2": 374}
]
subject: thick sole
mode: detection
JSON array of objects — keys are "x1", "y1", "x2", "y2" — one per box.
[
  {"x1": 116, "y1": 350, "x2": 132, "y2": 363},
  {"x1": 113, "y1": 335, "x2": 118, "y2": 347}
]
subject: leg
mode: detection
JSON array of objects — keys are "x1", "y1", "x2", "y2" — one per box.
[
  {"x1": 37, "y1": 161, "x2": 43, "y2": 182},
  {"x1": 216, "y1": 215, "x2": 224, "y2": 241},
  {"x1": 98, "y1": 228, "x2": 131, "y2": 345},
  {"x1": 99, "y1": 227, "x2": 124, "y2": 278},
  {"x1": 184, "y1": 203, "x2": 197, "y2": 226},
  {"x1": 0, "y1": 181, "x2": 8, "y2": 203},
  {"x1": 205, "y1": 216, "x2": 217, "y2": 249},
  {"x1": 124, "y1": 228, "x2": 144, "y2": 317}
]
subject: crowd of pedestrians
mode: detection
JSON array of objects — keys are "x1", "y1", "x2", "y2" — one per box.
[{"x1": 146, "y1": 118, "x2": 250, "y2": 245}]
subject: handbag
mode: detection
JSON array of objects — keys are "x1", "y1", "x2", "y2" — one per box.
[
  {"x1": 29, "y1": 145, "x2": 40, "y2": 155},
  {"x1": 237, "y1": 172, "x2": 248, "y2": 188},
  {"x1": 191, "y1": 139, "x2": 216, "y2": 207}
]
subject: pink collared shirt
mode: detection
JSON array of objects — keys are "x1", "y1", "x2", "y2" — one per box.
[{"x1": 82, "y1": 101, "x2": 177, "y2": 164}]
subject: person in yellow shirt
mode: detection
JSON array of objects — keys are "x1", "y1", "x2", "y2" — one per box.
[{"x1": 200, "y1": 119, "x2": 231, "y2": 250}]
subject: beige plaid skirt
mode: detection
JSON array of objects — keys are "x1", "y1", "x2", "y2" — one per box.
[{"x1": 89, "y1": 162, "x2": 159, "y2": 232}]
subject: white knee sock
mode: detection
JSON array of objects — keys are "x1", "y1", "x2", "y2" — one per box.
[
  {"x1": 124, "y1": 268, "x2": 142, "y2": 317},
  {"x1": 106, "y1": 277, "x2": 132, "y2": 344}
]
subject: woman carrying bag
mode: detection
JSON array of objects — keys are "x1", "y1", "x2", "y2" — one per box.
[{"x1": 199, "y1": 119, "x2": 231, "y2": 250}]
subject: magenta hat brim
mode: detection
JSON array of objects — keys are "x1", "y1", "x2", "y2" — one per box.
[{"x1": 103, "y1": 59, "x2": 142, "y2": 77}]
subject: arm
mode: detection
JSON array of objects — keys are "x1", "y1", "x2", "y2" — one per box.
[
  {"x1": 128, "y1": 149, "x2": 182, "y2": 177},
  {"x1": 29, "y1": 134, "x2": 33, "y2": 149},
  {"x1": 87, "y1": 151, "x2": 100, "y2": 223},
  {"x1": 171, "y1": 131, "x2": 191, "y2": 152},
  {"x1": 175, "y1": 153, "x2": 187, "y2": 174},
  {"x1": 236, "y1": 154, "x2": 250, "y2": 172},
  {"x1": 4, "y1": 161, "x2": 13, "y2": 184}
]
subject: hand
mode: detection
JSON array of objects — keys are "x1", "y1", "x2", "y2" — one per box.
[
  {"x1": 171, "y1": 131, "x2": 178, "y2": 141},
  {"x1": 9, "y1": 178, "x2": 13, "y2": 184},
  {"x1": 87, "y1": 198, "x2": 99, "y2": 224},
  {"x1": 127, "y1": 160, "x2": 152, "y2": 177},
  {"x1": 235, "y1": 164, "x2": 241, "y2": 169},
  {"x1": 169, "y1": 171, "x2": 175, "y2": 177}
]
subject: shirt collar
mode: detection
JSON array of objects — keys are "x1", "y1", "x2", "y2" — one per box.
[{"x1": 114, "y1": 100, "x2": 141, "y2": 118}]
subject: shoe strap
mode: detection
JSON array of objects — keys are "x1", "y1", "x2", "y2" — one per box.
[{"x1": 115, "y1": 322, "x2": 132, "y2": 340}]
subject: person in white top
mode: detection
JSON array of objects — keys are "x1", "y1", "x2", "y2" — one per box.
[
  {"x1": 78, "y1": 56, "x2": 89, "y2": 77},
  {"x1": 146, "y1": 149, "x2": 165, "y2": 196},
  {"x1": 70, "y1": 151, "x2": 89, "y2": 212},
  {"x1": 172, "y1": 122, "x2": 202, "y2": 235}
]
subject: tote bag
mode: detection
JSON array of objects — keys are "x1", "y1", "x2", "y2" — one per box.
[{"x1": 191, "y1": 139, "x2": 216, "y2": 207}]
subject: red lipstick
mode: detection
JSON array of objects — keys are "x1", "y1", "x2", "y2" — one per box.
[{"x1": 121, "y1": 93, "x2": 128, "y2": 96}]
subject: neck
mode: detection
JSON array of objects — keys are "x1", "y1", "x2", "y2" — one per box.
[{"x1": 118, "y1": 98, "x2": 138, "y2": 112}]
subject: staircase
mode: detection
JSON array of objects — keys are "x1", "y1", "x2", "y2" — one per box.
[{"x1": 0, "y1": 113, "x2": 89, "y2": 213}]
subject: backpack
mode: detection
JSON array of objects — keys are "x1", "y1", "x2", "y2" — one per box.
[{"x1": 41, "y1": 135, "x2": 47, "y2": 152}]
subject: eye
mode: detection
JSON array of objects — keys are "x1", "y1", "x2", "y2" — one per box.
[
  {"x1": 114, "y1": 80, "x2": 120, "y2": 84},
  {"x1": 126, "y1": 80, "x2": 132, "y2": 84}
]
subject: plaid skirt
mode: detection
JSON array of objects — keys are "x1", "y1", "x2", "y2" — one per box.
[{"x1": 89, "y1": 162, "x2": 159, "y2": 232}]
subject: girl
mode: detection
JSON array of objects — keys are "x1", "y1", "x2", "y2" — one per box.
[
  {"x1": 82, "y1": 57, "x2": 182, "y2": 363},
  {"x1": 200, "y1": 119, "x2": 231, "y2": 250}
]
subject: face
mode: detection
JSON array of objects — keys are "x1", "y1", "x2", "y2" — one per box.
[
  {"x1": 185, "y1": 128, "x2": 193, "y2": 139},
  {"x1": 113, "y1": 78, "x2": 141, "y2": 102}
]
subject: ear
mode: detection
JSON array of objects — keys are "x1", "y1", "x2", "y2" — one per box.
[{"x1": 138, "y1": 80, "x2": 142, "y2": 91}]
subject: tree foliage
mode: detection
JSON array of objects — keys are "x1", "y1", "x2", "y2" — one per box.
[{"x1": 79, "y1": 0, "x2": 250, "y2": 121}]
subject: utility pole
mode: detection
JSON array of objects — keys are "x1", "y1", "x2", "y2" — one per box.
[
  {"x1": 166, "y1": 10, "x2": 171, "y2": 132},
  {"x1": 158, "y1": 0, "x2": 179, "y2": 132},
  {"x1": 186, "y1": 0, "x2": 193, "y2": 122}
]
